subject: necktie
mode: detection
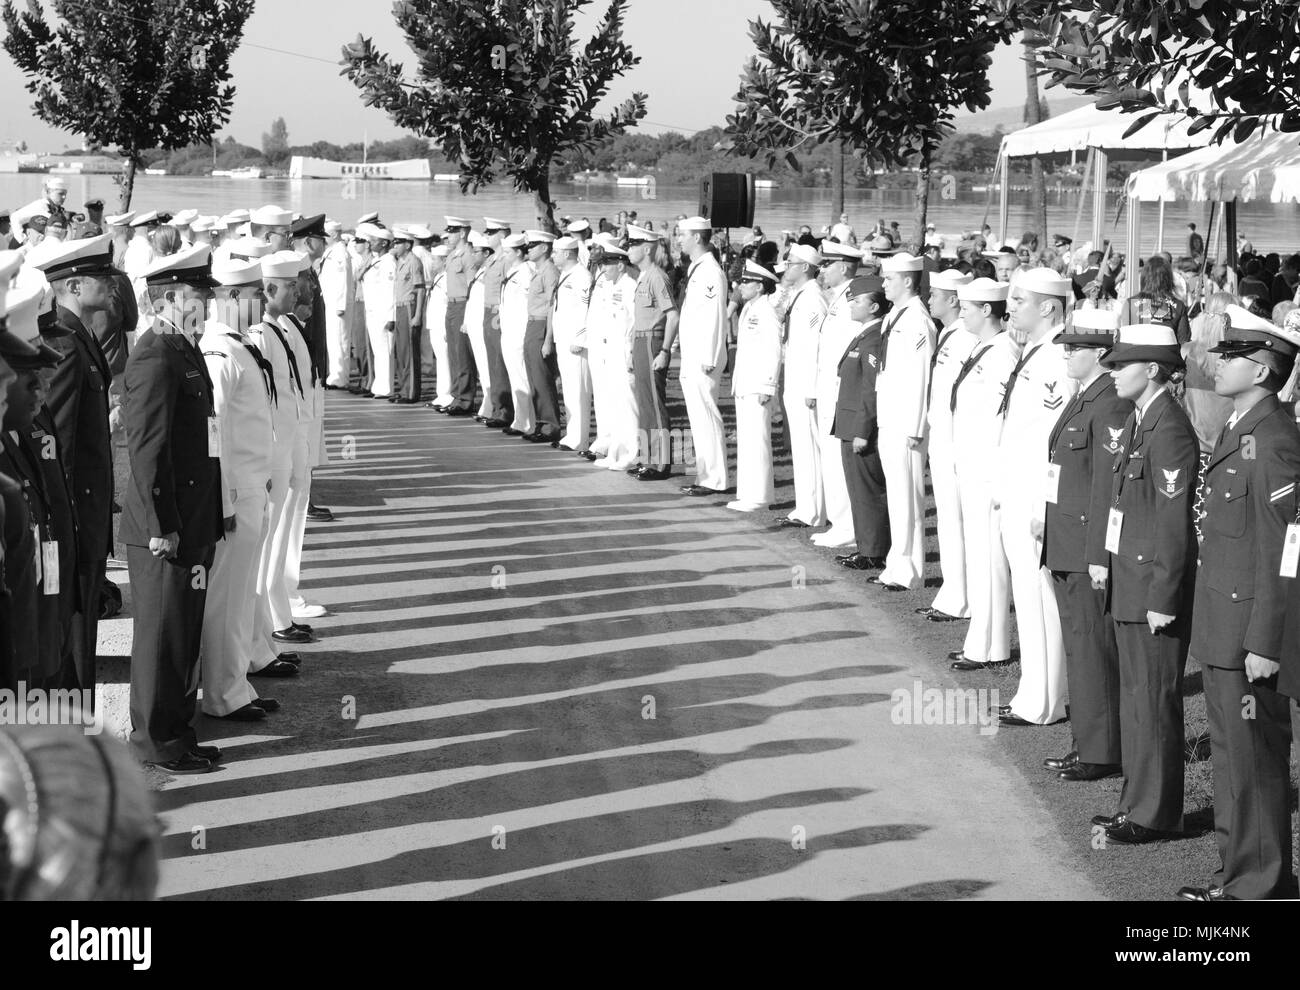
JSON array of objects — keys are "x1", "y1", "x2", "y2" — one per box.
[
  {"x1": 997, "y1": 343, "x2": 1041, "y2": 416},
  {"x1": 267, "y1": 323, "x2": 305, "y2": 399},
  {"x1": 949, "y1": 341, "x2": 995, "y2": 413},
  {"x1": 925, "y1": 325, "x2": 959, "y2": 409},
  {"x1": 878, "y1": 305, "x2": 904, "y2": 373},
  {"x1": 227, "y1": 333, "x2": 277, "y2": 405}
]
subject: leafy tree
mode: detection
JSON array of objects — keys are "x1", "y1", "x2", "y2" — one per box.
[
  {"x1": 262, "y1": 116, "x2": 290, "y2": 167},
  {"x1": 341, "y1": 0, "x2": 647, "y2": 232},
  {"x1": 1030, "y1": 1, "x2": 1300, "y2": 144},
  {"x1": 1, "y1": 0, "x2": 254, "y2": 209}
]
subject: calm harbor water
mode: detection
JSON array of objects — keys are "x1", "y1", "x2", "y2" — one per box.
[{"x1": 3, "y1": 172, "x2": 1297, "y2": 257}]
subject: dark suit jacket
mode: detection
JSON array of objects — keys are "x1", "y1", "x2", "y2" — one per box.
[
  {"x1": 119, "y1": 327, "x2": 224, "y2": 565},
  {"x1": 1044, "y1": 375, "x2": 1132, "y2": 573},
  {"x1": 1107, "y1": 390, "x2": 1200, "y2": 622},
  {"x1": 831, "y1": 320, "x2": 882, "y2": 444},
  {"x1": 1195, "y1": 395, "x2": 1300, "y2": 672},
  {"x1": 0, "y1": 470, "x2": 37, "y2": 685},
  {"x1": 47, "y1": 306, "x2": 114, "y2": 563}
]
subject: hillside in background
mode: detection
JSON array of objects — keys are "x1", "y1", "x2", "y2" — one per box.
[{"x1": 953, "y1": 94, "x2": 1094, "y2": 134}]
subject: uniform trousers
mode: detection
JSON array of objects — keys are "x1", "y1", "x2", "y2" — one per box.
[
  {"x1": 999, "y1": 501, "x2": 1067, "y2": 723},
  {"x1": 350, "y1": 301, "x2": 371, "y2": 391},
  {"x1": 840, "y1": 442, "x2": 890, "y2": 557},
  {"x1": 70, "y1": 560, "x2": 106, "y2": 692},
  {"x1": 631, "y1": 331, "x2": 670, "y2": 470},
  {"x1": 445, "y1": 299, "x2": 477, "y2": 410},
  {"x1": 957, "y1": 469, "x2": 1010, "y2": 663},
  {"x1": 557, "y1": 345, "x2": 592, "y2": 451},
  {"x1": 279, "y1": 435, "x2": 313, "y2": 625},
  {"x1": 325, "y1": 308, "x2": 349, "y2": 387},
  {"x1": 127, "y1": 542, "x2": 214, "y2": 763},
  {"x1": 815, "y1": 394, "x2": 854, "y2": 544},
  {"x1": 877, "y1": 430, "x2": 927, "y2": 589},
  {"x1": 1051, "y1": 571, "x2": 1121, "y2": 765},
  {"x1": 258, "y1": 467, "x2": 296, "y2": 639},
  {"x1": 483, "y1": 308, "x2": 513, "y2": 422},
  {"x1": 200, "y1": 487, "x2": 268, "y2": 716},
  {"x1": 1114, "y1": 617, "x2": 1188, "y2": 833},
  {"x1": 428, "y1": 317, "x2": 453, "y2": 405},
  {"x1": 681, "y1": 368, "x2": 727, "y2": 491},
  {"x1": 366, "y1": 313, "x2": 393, "y2": 398},
  {"x1": 466, "y1": 312, "x2": 494, "y2": 419},
  {"x1": 782, "y1": 394, "x2": 824, "y2": 526},
  {"x1": 524, "y1": 318, "x2": 561, "y2": 437},
  {"x1": 1204, "y1": 663, "x2": 1292, "y2": 899},
  {"x1": 392, "y1": 303, "x2": 421, "y2": 402},
  {"x1": 775, "y1": 378, "x2": 792, "y2": 455},
  {"x1": 591, "y1": 337, "x2": 640, "y2": 468},
  {"x1": 733, "y1": 395, "x2": 774, "y2": 506},
  {"x1": 928, "y1": 441, "x2": 968, "y2": 617},
  {"x1": 502, "y1": 316, "x2": 534, "y2": 434}
]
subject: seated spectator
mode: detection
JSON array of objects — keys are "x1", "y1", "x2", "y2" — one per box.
[{"x1": 1238, "y1": 257, "x2": 1271, "y2": 300}]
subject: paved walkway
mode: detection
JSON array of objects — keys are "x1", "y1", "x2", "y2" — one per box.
[{"x1": 155, "y1": 393, "x2": 1099, "y2": 900}]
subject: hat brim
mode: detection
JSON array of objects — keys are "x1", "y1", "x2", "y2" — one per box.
[
  {"x1": 1054, "y1": 331, "x2": 1113, "y2": 347},
  {"x1": 1098, "y1": 344, "x2": 1185, "y2": 368}
]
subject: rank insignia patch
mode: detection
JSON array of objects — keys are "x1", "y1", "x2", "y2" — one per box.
[
  {"x1": 1105, "y1": 426, "x2": 1123, "y2": 453},
  {"x1": 1043, "y1": 381, "x2": 1063, "y2": 411},
  {"x1": 1160, "y1": 467, "x2": 1185, "y2": 499}
]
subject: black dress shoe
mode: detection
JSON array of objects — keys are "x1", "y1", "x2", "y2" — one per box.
[
  {"x1": 291, "y1": 622, "x2": 313, "y2": 634},
  {"x1": 866, "y1": 577, "x2": 906, "y2": 591},
  {"x1": 1059, "y1": 762, "x2": 1122, "y2": 782},
  {"x1": 636, "y1": 467, "x2": 671, "y2": 481},
  {"x1": 251, "y1": 697, "x2": 281, "y2": 713},
  {"x1": 396, "y1": 397, "x2": 420, "y2": 405},
  {"x1": 425, "y1": 401, "x2": 446, "y2": 410},
  {"x1": 193, "y1": 745, "x2": 223, "y2": 763},
  {"x1": 446, "y1": 406, "x2": 472, "y2": 417},
  {"x1": 998, "y1": 713, "x2": 1037, "y2": 727},
  {"x1": 358, "y1": 390, "x2": 374, "y2": 398},
  {"x1": 272, "y1": 627, "x2": 312, "y2": 644},
  {"x1": 1106, "y1": 819, "x2": 1177, "y2": 844},
  {"x1": 387, "y1": 395, "x2": 398, "y2": 402},
  {"x1": 625, "y1": 465, "x2": 644, "y2": 476},
  {"x1": 680, "y1": 485, "x2": 725, "y2": 496},
  {"x1": 485, "y1": 418, "x2": 509, "y2": 428},
  {"x1": 474, "y1": 415, "x2": 487, "y2": 422},
  {"x1": 146, "y1": 752, "x2": 214, "y2": 775},
  {"x1": 1044, "y1": 751, "x2": 1079, "y2": 772},
  {"x1": 250, "y1": 659, "x2": 300, "y2": 678},
  {"x1": 558, "y1": 443, "x2": 576, "y2": 451},
  {"x1": 1091, "y1": 812, "x2": 1126, "y2": 828},
  {"x1": 578, "y1": 451, "x2": 599, "y2": 461},
  {"x1": 839, "y1": 554, "x2": 886, "y2": 571},
  {"x1": 950, "y1": 657, "x2": 990, "y2": 671},
  {"x1": 991, "y1": 704, "x2": 1012, "y2": 717},
  {"x1": 502, "y1": 427, "x2": 524, "y2": 436},
  {"x1": 779, "y1": 518, "x2": 811, "y2": 528},
  {"x1": 276, "y1": 652, "x2": 300, "y2": 665},
  {"x1": 1176, "y1": 885, "x2": 1232, "y2": 902},
  {"x1": 214, "y1": 703, "x2": 266, "y2": 722},
  {"x1": 307, "y1": 504, "x2": 334, "y2": 522},
  {"x1": 925, "y1": 610, "x2": 964, "y2": 623},
  {"x1": 526, "y1": 432, "x2": 560, "y2": 444}
]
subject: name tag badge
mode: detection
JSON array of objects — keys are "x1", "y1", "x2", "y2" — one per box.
[
  {"x1": 848, "y1": 350, "x2": 860, "y2": 359},
  {"x1": 1105, "y1": 508, "x2": 1124, "y2": 555},
  {"x1": 1045, "y1": 462, "x2": 1061, "y2": 504},
  {"x1": 1281, "y1": 524, "x2": 1300, "y2": 579},
  {"x1": 42, "y1": 541, "x2": 59, "y2": 596},
  {"x1": 208, "y1": 416, "x2": 221, "y2": 458}
]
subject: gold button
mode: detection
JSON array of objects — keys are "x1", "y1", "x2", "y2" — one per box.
[
  {"x1": 1231, "y1": 593, "x2": 1238, "y2": 599},
  {"x1": 1137, "y1": 554, "x2": 1144, "y2": 561}
]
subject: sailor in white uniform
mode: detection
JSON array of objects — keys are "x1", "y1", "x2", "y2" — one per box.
[
  {"x1": 728, "y1": 260, "x2": 784, "y2": 511},
  {"x1": 780, "y1": 243, "x2": 827, "y2": 528}
]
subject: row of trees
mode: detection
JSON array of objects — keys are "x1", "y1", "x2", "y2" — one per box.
[{"x1": 3, "y1": 1, "x2": 1298, "y2": 228}]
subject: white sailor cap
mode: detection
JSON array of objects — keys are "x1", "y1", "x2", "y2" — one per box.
[
  {"x1": 881, "y1": 251, "x2": 924, "y2": 273},
  {"x1": 624, "y1": 223, "x2": 660, "y2": 243},
  {"x1": 250, "y1": 205, "x2": 293, "y2": 227},
  {"x1": 553, "y1": 236, "x2": 579, "y2": 252},
  {"x1": 324, "y1": 219, "x2": 343, "y2": 235},
  {"x1": 190, "y1": 215, "x2": 216, "y2": 234},
  {"x1": 260, "y1": 251, "x2": 302, "y2": 280},
  {"x1": 293, "y1": 250, "x2": 313, "y2": 274},
  {"x1": 30, "y1": 234, "x2": 119, "y2": 280},
  {"x1": 353, "y1": 223, "x2": 379, "y2": 241},
  {"x1": 565, "y1": 219, "x2": 590, "y2": 234},
  {"x1": 740, "y1": 259, "x2": 777, "y2": 283},
  {"x1": 430, "y1": 244, "x2": 450, "y2": 258},
  {"x1": 1017, "y1": 267, "x2": 1073, "y2": 298},
  {"x1": 0, "y1": 250, "x2": 21, "y2": 285},
  {"x1": 357, "y1": 210, "x2": 380, "y2": 225},
  {"x1": 212, "y1": 257, "x2": 263, "y2": 287},
  {"x1": 502, "y1": 233, "x2": 528, "y2": 250},
  {"x1": 143, "y1": 244, "x2": 217, "y2": 287},
  {"x1": 467, "y1": 231, "x2": 494, "y2": 250},
  {"x1": 444, "y1": 215, "x2": 472, "y2": 230},
  {"x1": 129, "y1": 210, "x2": 163, "y2": 228},
  {"x1": 1057, "y1": 306, "x2": 1119, "y2": 346},
  {"x1": 821, "y1": 240, "x2": 862, "y2": 262},
  {"x1": 390, "y1": 224, "x2": 414, "y2": 242},
  {"x1": 678, "y1": 216, "x2": 712, "y2": 233},
  {"x1": 104, "y1": 211, "x2": 136, "y2": 227},
  {"x1": 929, "y1": 269, "x2": 972, "y2": 293},
  {"x1": 224, "y1": 236, "x2": 273, "y2": 260},
  {"x1": 367, "y1": 224, "x2": 394, "y2": 242},
  {"x1": 523, "y1": 229, "x2": 555, "y2": 245},
  {"x1": 169, "y1": 208, "x2": 199, "y2": 226},
  {"x1": 210, "y1": 217, "x2": 230, "y2": 232},
  {"x1": 0, "y1": 283, "x2": 58, "y2": 367},
  {"x1": 406, "y1": 224, "x2": 433, "y2": 240},
  {"x1": 44, "y1": 176, "x2": 68, "y2": 191},
  {"x1": 786, "y1": 244, "x2": 821, "y2": 267},
  {"x1": 223, "y1": 209, "x2": 251, "y2": 225},
  {"x1": 956, "y1": 277, "x2": 1009, "y2": 303},
  {"x1": 483, "y1": 216, "x2": 510, "y2": 231}
]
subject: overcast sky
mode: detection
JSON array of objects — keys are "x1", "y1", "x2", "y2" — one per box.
[{"x1": 0, "y1": 0, "x2": 1032, "y2": 152}]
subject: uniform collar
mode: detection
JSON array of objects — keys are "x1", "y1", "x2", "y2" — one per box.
[{"x1": 1135, "y1": 386, "x2": 1166, "y2": 425}]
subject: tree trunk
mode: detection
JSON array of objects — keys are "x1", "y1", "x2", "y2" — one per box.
[
  {"x1": 532, "y1": 170, "x2": 557, "y2": 235},
  {"x1": 118, "y1": 155, "x2": 138, "y2": 213},
  {"x1": 1024, "y1": 40, "x2": 1048, "y2": 254},
  {"x1": 912, "y1": 148, "x2": 931, "y2": 253},
  {"x1": 831, "y1": 138, "x2": 844, "y2": 228}
]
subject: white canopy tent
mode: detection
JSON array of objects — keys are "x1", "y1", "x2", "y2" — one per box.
[{"x1": 994, "y1": 100, "x2": 1215, "y2": 252}]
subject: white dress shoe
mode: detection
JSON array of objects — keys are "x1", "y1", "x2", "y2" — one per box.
[
  {"x1": 726, "y1": 500, "x2": 764, "y2": 512},
  {"x1": 291, "y1": 601, "x2": 328, "y2": 619},
  {"x1": 811, "y1": 529, "x2": 855, "y2": 548}
]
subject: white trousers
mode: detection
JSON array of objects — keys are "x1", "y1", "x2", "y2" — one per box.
[
  {"x1": 501, "y1": 320, "x2": 534, "y2": 434},
  {"x1": 366, "y1": 313, "x2": 393, "y2": 397},
  {"x1": 782, "y1": 393, "x2": 824, "y2": 526},
  {"x1": 200, "y1": 486, "x2": 269, "y2": 715},
  {"x1": 276, "y1": 434, "x2": 312, "y2": 627},
  {"x1": 815, "y1": 393, "x2": 854, "y2": 540},
  {"x1": 958, "y1": 469, "x2": 1010, "y2": 664},
  {"x1": 681, "y1": 368, "x2": 727, "y2": 491},
  {"x1": 877, "y1": 429, "x2": 927, "y2": 589},
  {"x1": 589, "y1": 338, "x2": 614, "y2": 457},
  {"x1": 928, "y1": 440, "x2": 968, "y2": 617},
  {"x1": 592, "y1": 343, "x2": 639, "y2": 467},
  {"x1": 734, "y1": 394, "x2": 774, "y2": 506},
  {"x1": 428, "y1": 319, "x2": 453, "y2": 405},
  {"x1": 467, "y1": 319, "x2": 493, "y2": 419},
  {"x1": 997, "y1": 499, "x2": 1068, "y2": 724},
  {"x1": 558, "y1": 345, "x2": 592, "y2": 450},
  {"x1": 325, "y1": 309, "x2": 349, "y2": 387},
  {"x1": 255, "y1": 468, "x2": 295, "y2": 656}
]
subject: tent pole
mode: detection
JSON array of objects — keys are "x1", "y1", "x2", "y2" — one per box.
[
  {"x1": 1092, "y1": 149, "x2": 1108, "y2": 254},
  {"x1": 1226, "y1": 201, "x2": 1238, "y2": 268},
  {"x1": 1124, "y1": 184, "x2": 1140, "y2": 298},
  {"x1": 998, "y1": 151, "x2": 1010, "y2": 247},
  {"x1": 1070, "y1": 148, "x2": 1095, "y2": 262},
  {"x1": 1155, "y1": 150, "x2": 1168, "y2": 252}
]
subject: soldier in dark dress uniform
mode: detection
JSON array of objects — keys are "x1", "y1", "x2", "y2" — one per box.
[
  {"x1": 1042, "y1": 308, "x2": 1131, "y2": 782},
  {"x1": 120, "y1": 245, "x2": 225, "y2": 774},
  {"x1": 833, "y1": 276, "x2": 890, "y2": 571},
  {"x1": 1179, "y1": 306, "x2": 1300, "y2": 901},
  {"x1": 1094, "y1": 323, "x2": 1200, "y2": 844}
]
